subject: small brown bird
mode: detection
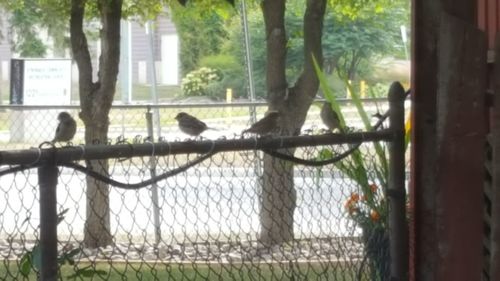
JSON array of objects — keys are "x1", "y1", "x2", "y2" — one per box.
[
  {"x1": 52, "y1": 111, "x2": 77, "y2": 143},
  {"x1": 175, "y1": 112, "x2": 213, "y2": 137},
  {"x1": 242, "y1": 111, "x2": 280, "y2": 135},
  {"x1": 320, "y1": 102, "x2": 343, "y2": 133}
]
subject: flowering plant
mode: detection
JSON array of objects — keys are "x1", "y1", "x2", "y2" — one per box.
[
  {"x1": 313, "y1": 56, "x2": 410, "y2": 280},
  {"x1": 344, "y1": 183, "x2": 387, "y2": 230},
  {"x1": 181, "y1": 67, "x2": 222, "y2": 97}
]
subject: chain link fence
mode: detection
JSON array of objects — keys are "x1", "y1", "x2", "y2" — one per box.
[
  {"x1": 0, "y1": 91, "x2": 408, "y2": 280},
  {"x1": 0, "y1": 98, "x2": 405, "y2": 149}
]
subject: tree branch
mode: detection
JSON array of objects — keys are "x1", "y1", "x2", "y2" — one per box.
[
  {"x1": 262, "y1": 0, "x2": 287, "y2": 106},
  {"x1": 97, "y1": 0, "x2": 122, "y2": 110},
  {"x1": 70, "y1": 0, "x2": 94, "y2": 107},
  {"x1": 295, "y1": 0, "x2": 326, "y2": 98}
]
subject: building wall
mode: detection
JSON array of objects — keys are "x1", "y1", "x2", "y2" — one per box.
[
  {"x1": 0, "y1": 12, "x2": 12, "y2": 81},
  {"x1": 0, "y1": 12, "x2": 178, "y2": 86},
  {"x1": 130, "y1": 15, "x2": 178, "y2": 85}
]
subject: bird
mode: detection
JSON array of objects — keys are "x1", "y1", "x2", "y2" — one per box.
[
  {"x1": 242, "y1": 111, "x2": 280, "y2": 136},
  {"x1": 52, "y1": 111, "x2": 77, "y2": 143},
  {"x1": 320, "y1": 102, "x2": 343, "y2": 133},
  {"x1": 175, "y1": 112, "x2": 213, "y2": 137}
]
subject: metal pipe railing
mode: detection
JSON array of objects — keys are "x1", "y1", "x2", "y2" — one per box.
[
  {"x1": 38, "y1": 164, "x2": 58, "y2": 281},
  {"x1": 0, "y1": 130, "x2": 394, "y2": 166},
  {"x1": 388, "y1": 82, "x2": 409, "y2": 280}
]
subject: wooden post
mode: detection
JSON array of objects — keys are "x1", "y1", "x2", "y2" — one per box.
[
  {"x1": 490, "y1": 33, "x2": 500, "y2": 281},
  {"x1": 435, "y1": 13, "x2": 487, "y2": 281},
  {"x1": 410, "y1": 1, "x2": 440, "y2": 278},
  {"x1": 411, "y1": 0, "x2": 480, "y2": 280}
]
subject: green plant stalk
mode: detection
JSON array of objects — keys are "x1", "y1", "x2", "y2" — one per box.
[
  {"x1": 312, "y1": 55, "x2": 381, "y2": 211},
  {"x1": 342, "y1": 77, "x2": 389, "y2": 190}
]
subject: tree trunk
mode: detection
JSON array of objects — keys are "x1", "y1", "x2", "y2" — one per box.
[
  {"x1": 70, "y1": 0, "x2": 122, "y2": 248},
  {"x1": 259, "y1": 0, "x2": 326, "y2": 246},
  {"x1": 83, "y1": 117, "x2": 112, "y2": 247}
]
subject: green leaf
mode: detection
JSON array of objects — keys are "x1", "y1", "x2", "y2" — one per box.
[
  {"x1": 31, "y1": 245, "x2": 42, "y2": 271},
  {"x1": 66, "y1": 266, "x2": 107, "y2": 279},
  {"x1": 57, "y1": 208, "x2": 69, "y2": 225},
  {"x1": 317, "y1": 148, "x2": 334, "y2": 161},
  {"x1": 19, "y1": 252, "x2": 32, "y2": 276}
]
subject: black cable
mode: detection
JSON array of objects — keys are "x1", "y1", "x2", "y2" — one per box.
[
  {"x1": 60, "y1": 152, "x2": 215, "y2": 189},
  {"x1": 261, "y1": 88, "x2": 411, "y2": 166}
]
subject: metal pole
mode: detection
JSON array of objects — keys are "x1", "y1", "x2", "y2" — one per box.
[
  {"x1": 120, "y1": 20, "x2": 132, "y2": 104},
  {"x1": 146, "y1": 21, "x2": 162, "y2": 139},
  {"x1": 241, "y1": 0, "x2": 256, "y2": 106},
  {"x1": 146, "y1": 108, "x2": 161, "y2": 245},
  {"x1": 240, "y1": 0, "x2": 263, "y2": 186},
  {"x1": 388, "y1": 82, "x2": 408, "y2": 281},
  {"x1": 38, "y1": 164, "x2": 58, "y2": 281}
]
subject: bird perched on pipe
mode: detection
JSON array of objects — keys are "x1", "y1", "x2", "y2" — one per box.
[
  {"x1": 175, "y1": 112, "x2": 215, "y2": 137},
  {"x1": 320, "y1": 102, "x2": 344, "y2": 133},
  {"x1": 52, "y1": 111, "x2": 77, "y2": 143},
  {"x1": 242, "y1": 111, "x2": 280, "y2": 136}
]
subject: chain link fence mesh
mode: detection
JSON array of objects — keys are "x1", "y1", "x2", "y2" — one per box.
[
  {"x1": 0, "y1": 99, "x2": 399, "y2": 149},
  {"x1": 0, "y1": 99, "x2": 407, "y2": 280}
]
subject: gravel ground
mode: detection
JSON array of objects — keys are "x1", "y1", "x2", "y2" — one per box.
[{"x1": 1, "y1": 237, "x2": 365, "y2": 264}]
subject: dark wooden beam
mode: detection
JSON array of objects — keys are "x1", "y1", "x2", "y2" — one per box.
[
  {"x1": 490, "y1": 33, "x2": 500, "y2": 281},
  {"x1": 435, "y1": 13, "x2": 487, "y2": 281},
  {"x1": 411, "y1": 1, "x2": 483, "y2": 280},
  {"x1": 410, "y1": 0, "x2": 440, "y2": 279}
]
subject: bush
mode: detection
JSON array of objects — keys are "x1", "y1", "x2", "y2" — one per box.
[
  {"x1": 180, "y1": 67, "x2": 223, "y2": 97},
  {"x1": 199, "y1": 54, "x2": 247, "y2": 99}
]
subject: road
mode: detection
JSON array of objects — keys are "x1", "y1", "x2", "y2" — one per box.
[{"x1": 0, "y1": 167, "x2": 362, "y2": 243}]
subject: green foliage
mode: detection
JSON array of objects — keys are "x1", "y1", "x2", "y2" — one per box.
[
  {"x1": 367, "y1": 83, "x2": 391, "y2": 98},
  {"x1": 295, "y1": 1, "x2": 408, "y2": 80},
  {"x1": 313, "y1": 55, "x2": 389, "y2": 225},
  {"x1": 1, "y1": 0, "x2": 231, "y2": 59},
  {"x1": 199, "y1": 54, "x2": 246, "y2": 99},
  {"x1": 7, "y1": 0, "x2": 47, "y2": 57},
  {"x1": 181, "y1": 67, "x2": 223, "y2": 97},
  {"x1": 222, "y1": 6, "x2": 266, "y2": 98},
  {"x1": 18, "y1": 208, "x2": 106, "y2": 279},
  {"x1": 221, "y1": 0, "x2": 408, "y2": 99},
  {"x1": 313, "y1": 53, "x2": 399, "y2": 279},
  {"x1": 171, "y1": 2, "x2": 230, "y2": 74}
]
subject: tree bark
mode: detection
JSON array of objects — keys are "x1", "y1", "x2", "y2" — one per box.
[
  {"x1": 70, "y1": 0, "x2": 122, "y2": 248},
  {"x1": 259, "y1": 0, "x2": 326, "y2": 245}
]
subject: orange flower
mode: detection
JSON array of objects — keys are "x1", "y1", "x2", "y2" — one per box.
[
  {"x1": 350, "y1": 193, "x2": 360, "y2": 202},
  {"x1": 345, "y1": 201, "x2": 358, "y2": 214},
  {"x1": 344, "y1": 196, "x2": 360, "y2": 214},
  {"x1": 369, "y1": 184, "x2": 378, "y2": 193},
  {"x1": 370, "y1": 210, "x2": 380, "y2": 222}
]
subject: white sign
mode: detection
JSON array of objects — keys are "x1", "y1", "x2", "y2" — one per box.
[{"x1": 23, "y1": 59, "x2": 72, "y2": 105}]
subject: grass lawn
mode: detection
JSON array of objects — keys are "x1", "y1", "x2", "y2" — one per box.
[{"x1": 0, "y1": 261, "x2": 367, "y2": 280}]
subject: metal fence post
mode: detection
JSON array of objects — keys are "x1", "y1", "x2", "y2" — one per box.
[
  {"x1": 146, "y1": 108, "x2": 161, "y2": 246},
  {"x1": 38, "y1": 164, "x2": 58, "y2": 281},
  {"x1": 388, "y1": 82, "x2": 408, "y2": 281}
]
